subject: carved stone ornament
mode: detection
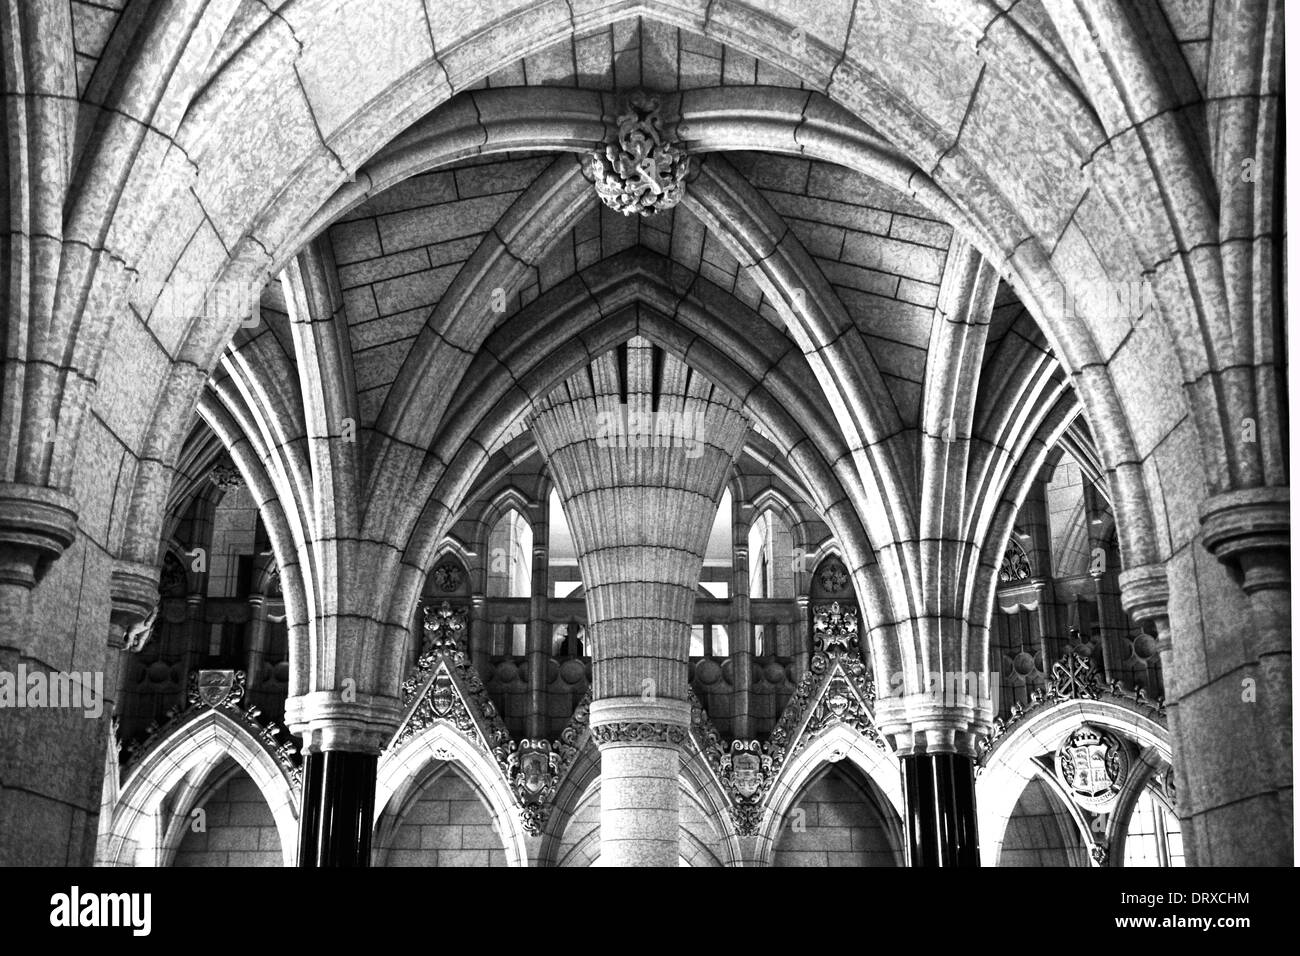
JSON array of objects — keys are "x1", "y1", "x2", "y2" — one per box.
[
  {"x1": 817, "y1": 560, "x2": 849, "y2": 594},
  {"x1": 590, "y1": 721, "x2": 688, "y2": 745},
  {"x1": 977, "y1": 647, "x2": 1166, "y2": 761},
  {"x1": 496, "y1": 739, "x2": 561, "y2": 834},
  {"x1": 209, "y1": 461, "x2": 244, "y2": 490},
  {"x1": 999, "y1": 537, "x2": 1032, "y2": 583},
  {"x1": 432, "y1": 561, "x2": 465, "y2": 593},
  {"x1": 392, "y1": 602, "x2": 510, "y2": 757},
  {"x1": 1089, "y1": 842, "x2": 1109, "y2": 866},
  {"x1": 123, "y1": 602, "x2": 159, "y2": 653},
  {"x1": 1050, "y1": 649, "x2": 1102, "y2": 701},
  {"x1": 190, "y1": 669, "x2": 245, "y2": 709},
  {"x1": 420, "y1": 600, "x2": 468, "y2": 661},
  {"x1": 812, "y1": 601, "x2": 859, "y2": 655},
  {"x1": 123, "y1": 669, "x2": 300, "y2": 789},
  {"x1": 719, "y1": 740, "x2": 775, "y2": 835},
  {"x1": 769, "y1": 641, "x2": 883, "y2": 772},
  {"x1": 1055, "y1": 723, "x2": 1130, "y2": 812},
  {"x1": 588, "y1": 90, "x2": 689, "y2": 216}
]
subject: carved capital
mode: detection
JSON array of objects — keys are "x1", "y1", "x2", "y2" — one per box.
[
  {"x1": 0, "y1": 482, "x2": 78, "y2": 588},
  {"x1": 873, "y1": 693, "x2": 988, "y2": 757},
  {"x1": 1200, "y1": 486, "x2": 1289, "y2": 594},
  {"x1": 285, "y1": 691, "x2": 404, "y2": 755}
]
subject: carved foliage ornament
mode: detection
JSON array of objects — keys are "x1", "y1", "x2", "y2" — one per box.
[
  {"x1": 588, "y1": 90, "x2": 689, "y2": 216},
  {"x1": 812, "y1": 601, "x2": 858, "y2": 655},
  {"x1": 394, "y1": 602, "x2": 509, "y2": 756},
  {"x1": 817, "y1": 559, "x2": 849, "y2": 594},
  {"x1": 1055, "y1": 723, "x2": 1129, "y2": 813},
  {"x1": 432, "y1": 561, "x2": 465, "y2": 593},
  {"x1": 999, "y1": 537, "x2": 1032, "y2": 583},
  {"x1": 591, "y1": 721, "x2": 688, "y2": 745},
  {"x1": 210, "y1": 462, "x2": 244, "y2": 490}
]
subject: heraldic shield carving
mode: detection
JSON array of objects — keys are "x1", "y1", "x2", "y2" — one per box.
[
  {"x1": 1055, "y1": 723, "x2": 1130, "y2": 812},
  {"x1": 719, "y1": 740, "x2": 775, "y2": 835},
  {"x1": 190, "y1": 669, "x2": 245, "y2": 709},
  {"x1": 497, "y1": 739, "x2": 561, "y2": 835}
]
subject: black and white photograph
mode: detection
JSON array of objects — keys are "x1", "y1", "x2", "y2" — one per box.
[{"x1": 0, "y1": 0, "x2": 1292, "y2": 922}]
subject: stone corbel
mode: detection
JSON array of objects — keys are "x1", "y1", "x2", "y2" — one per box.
[
  {"x1": 1199, "y1": 486, "x2": 1289, "y2": 595},
  {"x1": 109, "y1": 559, "x2": 161, "y2": 652},
  {"x1": 1117, "y1": 563, "x2": 1171, "y2": 653},
  {"x1": 0, "y1": 482, "x2": 78, "y2": 589}
]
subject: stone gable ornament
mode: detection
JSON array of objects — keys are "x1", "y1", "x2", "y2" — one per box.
[
  {"x1": 817, "y1": 560, "x2": 849, "y2": 593},
  {"x1": 812, "y1": 601, "x2": 859, "y2": 655},
  {"x1": 1055, "y1": 723, "x2": 1129, "y2": 812},
  {"x1": 432, "y1": 561, "x2": 464, "y2": 592},
  {"x1": 421, "y1": 600, "x2": 467, "y2": 661},
  {"x1": 589, "y1": 90, "x2": 689, "y2": 216}
]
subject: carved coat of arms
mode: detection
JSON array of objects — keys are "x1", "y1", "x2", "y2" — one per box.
[
  {"x1": 720, "y1": 740, "x2": 774, "y2": 834},
  {"x1": 1055, "y1": 724, "x2": 1129, "y2": 811},
  {"x1": 191, "y1": 669, "x2": 244, "y2": 709}
]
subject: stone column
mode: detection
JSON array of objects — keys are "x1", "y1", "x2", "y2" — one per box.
[
  {"x1": 529, "y1": 338, "x2": 749, "y2": 867},
  {"x1": 901, "y1": 752, "x2": 978, "y2": 866},
  {"x1": 527, "y1": 504, "x2": 550, "y2": 740},
  {"x1": 469, "y1": 593, "x2": 488, "y2": 678},
  {"x1": 244, "y1": 593, "x2": 269, "y2": 690},
  {"x1": 1199, "y1": 487, "x2": 1291, "y2": 857},
  {"x1": 0, "y1": 482, "x2": 83, "y2": 866},
  {"x1": 730, "y1": 518, "x2": 753, "y2": 739},
  {"x1": 286, "y1": 689, "x2": 402, "y2": 867}
]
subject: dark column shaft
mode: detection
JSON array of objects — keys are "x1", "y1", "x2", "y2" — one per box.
[
  {"x1": 901, "y1": 753, "x2": 979, "y2": 867},
  {"x1": 296, "y1": 751, "x2": 377, "y2": 867}
]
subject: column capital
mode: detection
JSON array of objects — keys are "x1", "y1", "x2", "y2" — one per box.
[
  {"x1": 873, "y1": 693, "x2": 990, "y2": 758},
  {"x1": 0, "y1": 481, "x2": 78, "y2": 588},
  {"x1": 1200, "y1": 486, "x2": 1289, "y2": 593},
  {"x1": 1118, "y1": 563, "x2": 1170, "y2": 626},
  {"x1": 285, "y1": 691, "x2": 404, "y2": 754}
]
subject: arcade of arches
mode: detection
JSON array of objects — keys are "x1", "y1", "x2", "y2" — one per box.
[{"x1": 0, "y1": 0, "x2": 1287, "y2": 867}]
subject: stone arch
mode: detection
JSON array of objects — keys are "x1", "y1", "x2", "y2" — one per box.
[
  {"x1": 757, "y1": 723, "x2": 905, "y2": 867},
  {"x1": 976, "y1": 699, "x2": 1171, "y2": 867},
  {"x1": 89, "y1": 42, "x2": 1216, "y2": 582},
  {"x1": 470, "y1": 485, "x2": 536, "y2": 595},
  {"x1": 375, "y1": 722, "x2": 527, "y2": 867},
  {"x1": 382, "y1": 262, "x2": 899, "y2": 700},
  {"x1": 99, "y1": 709, "x2": 299, "y2": 867}
]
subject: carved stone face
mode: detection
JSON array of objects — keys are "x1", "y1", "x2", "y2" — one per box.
[
  {"x1": 826, "y1": 676, "x2": 852, "y2": 719},
  {"x1": 732, "y1": 752, "x2": 761, "y2": 798},
  {"x1": 430, "y1": 672, "x2": 455, "y2": 718}
]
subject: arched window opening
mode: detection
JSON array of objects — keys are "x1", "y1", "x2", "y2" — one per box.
[
  {"x1": 1122, "y1": 788, "x2": 1185, "y2": 868},
  {"x1": 487, "y1": 508, "x2": 532, "y2": 655},
  {"x1": 749, "y1": 508, "x2": 796, "y2": 657}
]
